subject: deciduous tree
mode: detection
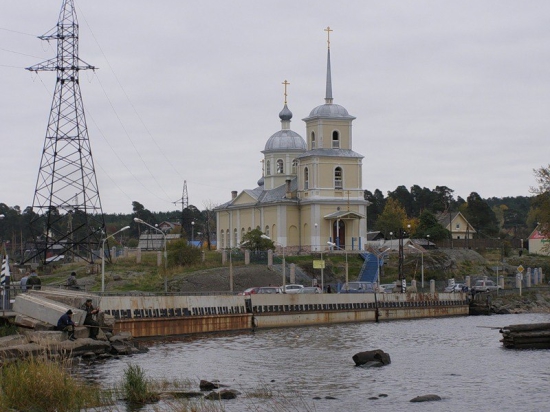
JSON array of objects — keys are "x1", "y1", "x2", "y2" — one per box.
[{"x1": 530, "y1": 165, "x2": 550, "y2": 237}]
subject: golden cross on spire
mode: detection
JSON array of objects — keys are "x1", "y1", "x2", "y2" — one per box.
[
  {"x1": 324, "y1": 26, "x2": 333, "y2": 49},
  {"x1": 282, "y1": 80, "x2": 290, "y2": 104}
]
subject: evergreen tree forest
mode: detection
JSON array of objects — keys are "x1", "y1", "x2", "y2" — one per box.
[{"x1": 0, "y1": 180, "x2": 545, "y2": 261}]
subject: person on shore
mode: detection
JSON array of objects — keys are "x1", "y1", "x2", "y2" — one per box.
[
  {"x1": 67, "y1": 272, "x2": 80, "y2": 290},
  {"x1": 81, "y1": 299, "x2": 100, "y2": 339},
  {"x1": 57, "y1": 309, "x2": 77, "y2": 341},
  {"x1": 26, "y1": 269, "x2": 41, "y2": 290},
  {"x1": 326, "y1": 285, "x2": 332, "y2": 293},
  {"x1": 20, "y1": 272, "x2": 29, "y2": 292}
]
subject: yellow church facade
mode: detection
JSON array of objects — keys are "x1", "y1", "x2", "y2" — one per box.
[{"x1": 215, "y1": 30, "x2": 368, "y2": 254}]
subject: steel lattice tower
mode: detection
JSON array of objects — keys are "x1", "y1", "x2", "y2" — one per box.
[{"x1": 25, "y1": 0, "x2": 106, "y2": 264}]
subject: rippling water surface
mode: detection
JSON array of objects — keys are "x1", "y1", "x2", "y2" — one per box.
[{"x1": 89, "y1": 313, "x2": 550, "y2": 411}]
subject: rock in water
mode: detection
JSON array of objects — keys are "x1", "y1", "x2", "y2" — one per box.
[
  {"x1": 352, "y1": 349, "x2": 391, "y2": 366},
  {"x1": 410, "y1": 394, "x2": 442, "y2": 402},
  {"x1": 200, "y1": 380, "x2": 220, "y2": 391}
]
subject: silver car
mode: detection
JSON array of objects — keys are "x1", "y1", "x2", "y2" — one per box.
[
  {"x1": 471, "y1": 280, "x2": 500, "y2": 292},
  {"x1": 283, "y1": 284, "x2": 304, "y2": 294},
  {"x1": 298, "y1": 286, "x2": 322, "y2": 294}
]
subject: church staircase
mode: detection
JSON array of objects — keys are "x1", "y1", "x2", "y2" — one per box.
[{"x1": 357, "y1": 252, "x2": 380, "y2": 283}]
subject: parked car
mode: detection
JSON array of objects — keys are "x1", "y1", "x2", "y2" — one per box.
[
  {"x1": 283, "y1": 284, "x2": 304, "y2": 294},
  {"x1": 471, "y1": 280, "x2": 500, "y2": 292},
  {"x1": 257, "y1": 286, "x2": 282, "y2": 294},
  {"x1": 379, "y1": 284, "x2": 396, "y2": 293},
  {"x1": 298, "y1": 286, "x2": 322, "y2": 294},
  {"x1": 444, "y1": 283, "x2": 466, "y2": 293},
  {"x1": 239, "y1": 287, "x2": 260, "y2": 296},
  {"x1": 339, "y1": 281, "x2": 375, "y2": 293}
]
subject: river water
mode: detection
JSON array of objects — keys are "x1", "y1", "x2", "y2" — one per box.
[{"x1": 88, "y1": 313, "x2": 550, "y2": 411}]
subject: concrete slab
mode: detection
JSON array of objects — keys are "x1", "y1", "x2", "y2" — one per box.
[
  {"x1": 15, "y1": 315, "x2": 51, "y2": 329},
  {"x1": 0, "y1": 334, "x2": 28, "y2": 348},
  {"x1": 27, "y1": 331, "x2": 65, "y2": 344},
  {"x1": 13, "y1": 294, "x2": 86, "y2": 326},
  {"x1": 28, "y1": 288, "x2": 100, "y2": 309}
]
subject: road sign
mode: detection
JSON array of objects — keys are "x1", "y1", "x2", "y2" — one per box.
[
  {"x1": 517, "y1": 265, "x2": 524, "y2": 273},
  {"x1": 313, "y1": 260, "x2": 325, "y2": 269}
]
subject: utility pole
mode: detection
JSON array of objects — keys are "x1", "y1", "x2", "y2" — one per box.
[{"x1": 25, "y1": 0, "x2": 106, "y2": 264}]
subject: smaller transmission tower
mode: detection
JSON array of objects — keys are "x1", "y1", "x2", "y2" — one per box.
[
  {"x1": 25, "y1": 0, "x2": 106, "y2": 264},
  {"x1": 173, "y1": 181, "x2": 189, "y2": 235}
]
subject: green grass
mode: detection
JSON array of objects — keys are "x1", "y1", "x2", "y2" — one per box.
[
  {"x1": 0, "y1": 357, "x2": 107, "y2": 412},
  {"x1": 120, "y1": 364, "x2": 159, "y2": 405},
  {"x1": 0, "y1": 323, "x2": 17, "y2": 337}
]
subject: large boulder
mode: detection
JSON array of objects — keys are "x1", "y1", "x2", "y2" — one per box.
[
  {"x1": 352, "y1": 349, "x2": 391, "y2": 367},
  {"x1": 410, "y1": 394, "x2": 442, "y2": 402},
  {"x1": 200, "y1": 380, "x2": 220, "y2": 391}
]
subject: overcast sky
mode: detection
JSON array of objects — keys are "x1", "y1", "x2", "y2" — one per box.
[{"x1": 1, "y1": 1, "x2": 549, "y2": 214}]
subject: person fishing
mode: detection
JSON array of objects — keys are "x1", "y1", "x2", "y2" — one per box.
[
  {"x1": 56, "y1": 309, "x2": 77, "y2": 341},
  {"x1": 80, "y1": 299, "x2": 100, "y2": 339}
]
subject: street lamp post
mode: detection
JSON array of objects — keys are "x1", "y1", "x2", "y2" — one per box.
[
  {"x1": 101, "y1": 225, "x2": 130, "y2": 293},
  {"x1": 228, "y1": 247, "x2": 233, "y2": 293},
  {"x1": 398, "y1": 225, "x2": 411, "y2": 293},
  {"x1": 191, "y1": 221, "x2": 195, "y2": 244},
  {"x1": 134, "y1": 218, "x2": 168, "y2": 293},
  {"x1": 327, "y1": 241, "x2": 348, "y2": 289},
  {"x1": 261, "y1": 235, "x2": 285, "y2": 290},
  {"x1": 408, "y1": 243, "x2": 424, "y2": 289}
]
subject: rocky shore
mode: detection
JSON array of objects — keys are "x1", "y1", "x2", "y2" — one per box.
[
  {"x1": 489, "y1": 290, "x2": 550, "y2": 315},
  {"x1": 0, "y1": 329, "x2": 143, "y2": 364}
]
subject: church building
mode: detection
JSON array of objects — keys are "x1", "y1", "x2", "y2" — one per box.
[{"x1": 215, "y1": 29, "x2": 368, "y2": 254}]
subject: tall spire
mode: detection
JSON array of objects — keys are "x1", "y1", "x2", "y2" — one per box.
[{"x1": 324, "y1": 26, "x2": 333, "y2": 104}]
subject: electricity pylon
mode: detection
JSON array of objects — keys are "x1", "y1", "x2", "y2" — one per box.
[{"x1": 25, "y1": 0, "x2": 106, "y2": 264}]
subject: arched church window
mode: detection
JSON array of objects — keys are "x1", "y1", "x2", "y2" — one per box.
[
  {"x1": 292, "y1": 159, "x2": 297, "y2": 174},
  {"x1": 241, "y1": 228, "x2": 245, "y2": 241},
  {"x1": 304, "y1": 167, "x2": 309, "y2": 190},
  {"x1": 265, "y1": 226, "x2": 270, "y2": 237},
  {"x1": 332, "y1": 130, "x2": 340, "y2": 148},
  {"x1": 311, "y1": 132, "x2": 316, "y2": 149},
  {"x1": 334, "y1": 167, "x2": 343, "y2": 189},
  {"x1": 265, "y1": 160, "x2": 271, "y2": 176},
  {"x1": 221, "y1": 231, "x2": 225, "y2": 249},
  {"x1": 277, "y1": 159, "x2": 284, "y2": 174},
  {"x1": 233, "y1": 228, "x2": 238, "y2": 247}
]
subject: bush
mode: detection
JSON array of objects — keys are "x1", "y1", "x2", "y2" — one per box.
[
  {"x1": 0, "y1": 323, "x2": 17, "y2": 337},
  {"x1": 167, "y1": 239, "x2": 202, "y2": 267}
]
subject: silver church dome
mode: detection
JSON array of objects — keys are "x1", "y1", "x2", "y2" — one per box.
[
  {"x1": 264, "y1": 129, "x2": 307, "y2": 152},
  {"x1": 306, "y1": 103, "x2": 354, "y2": 119}
]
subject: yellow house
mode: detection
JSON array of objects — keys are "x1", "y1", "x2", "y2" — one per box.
[
  {"x1": 436, "y1": 211, "x2": 476, "y2": 240},
  {"x1": 215, "y1": 32, "x2": 368, "y2": 254}
]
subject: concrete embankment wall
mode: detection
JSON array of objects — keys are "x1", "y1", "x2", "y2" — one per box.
[
  {"x1": 249, "y1": 292, "x2": 468, "y2": 328},
  {"x1": 10, "y1": 290, "x2": 468, "y2": 338},
  {"x1": 100, "y1": 292, "x2": 468, "y2": 337}
]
